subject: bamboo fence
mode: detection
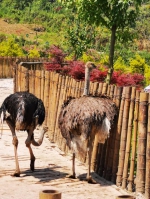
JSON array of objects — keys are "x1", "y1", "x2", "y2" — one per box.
[{"x1": 2, "y1": 60, "x2": 149, "y2": 199}]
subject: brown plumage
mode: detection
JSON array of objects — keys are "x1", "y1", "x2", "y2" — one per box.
[{"x1": 58, "y1": 62, "x2": 118, "y2": 183}]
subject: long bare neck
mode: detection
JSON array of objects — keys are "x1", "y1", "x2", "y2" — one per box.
[{"x1": 83, "y1": 67, "x2": 90, "y2": 96}]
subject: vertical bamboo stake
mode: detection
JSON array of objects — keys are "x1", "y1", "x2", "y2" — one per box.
[
  {"x1": 93, "y1": 82, "x2": 99, "y2": 96},
  {"x1": 50, "y1": 73, "x2": 60, "y2": 141},
  {"x1": 122, "y1": 87, "x2": 136, "y2": 189},
  {"x1": 95, "y1": 144, "x2": 103, "y2": 173},
  {"x1": 43, "y1": 71, "x2": 50, "y2": 125},
  {"x1": 29, "y1": 70, "x2": 35, "y2": 94},
  {"x1": 47, "y1": 72, "x2": 54, "y2": 132},
  {"x1": 55, "y1": 75, "x2": 66, "y2": 147},
  {"x1": 13, "y1": 63, "x2": 17, "y2": 93},
  {"x1": 145, "y1": 93, "x2": 150, "y2": 199},
  {"x1": 40, "y1": 70, "x2": 45, "y2": 101},
  {"x1": 110, "y1": 85, "x2": 115, "y2": 99},
  {"x1": 116, "y1": 87, "x2": 132, "y2": 186},
  {"x1": 111, "y1": 86, "x2": 124, "y2": 183},
  {"x1": 34, "y1": 70, "x2": 41, "y2": 98},
  {"x1": 98, "y1": 142, "x2": 107, "y2": 176},
  {"x1": 136, "y1": 92, "x2": 148, "y2": 194},
  {"x1": 104, "y1": 86, "x2": 119, "y2": 180},
  {"x1": 17, "y1": 64, "x2": 22, "y2": 92},
  {"x1": 128, "y1": 90, "x2": 140, "y2": 192},
  {"x1": 102, "y1": 83, "x2": 108, "y2": 95},
  {"x1": 98, "y1": 82, "x2": 103, "y2": 95},
  {"x1": 53, "y1": 75, "x2": 63, "y2": 143}
]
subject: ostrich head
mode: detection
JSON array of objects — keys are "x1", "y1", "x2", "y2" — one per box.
[{"x1": 83, "y1": 61, "x2": 96, "y2": 96}]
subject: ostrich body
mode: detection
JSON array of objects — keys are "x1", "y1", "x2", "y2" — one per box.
[
  {"x1": 0, "y1": 91, "x2": 48, "y2": 177},
  {"x1": 58, "y1": 62, "x2": 118, "y2": 183}
]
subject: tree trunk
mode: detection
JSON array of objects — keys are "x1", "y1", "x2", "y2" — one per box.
[{"x1": 105, "y1": 25, "x2": 117, "y2": 84}]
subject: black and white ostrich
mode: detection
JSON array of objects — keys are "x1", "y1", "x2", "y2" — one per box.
[
  {"x1": 0, "y1": 91, "x2": 48, "y2": 177},
  {"x1": 58, "y1": 62, "x2": 118, "y2": 183}
]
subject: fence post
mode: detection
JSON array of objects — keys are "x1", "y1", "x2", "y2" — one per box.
[
  {"x1": 128, "y1": 90, "x2": 140, "y2": 192},
  {"x1": 116, "y1": 87, "x2": 132, "y2": 186},
  {"x1": 122, "y1": 87, "x2": 136, "y2": 189},
  {"x1": 145, "y1": 93, "x2": 150, "y2": 198},
  {"x1": 111, "y1": 86, "x2": 123, "y2": 183},
  {"x1": 136, "y1": 92, "x2": 148, "y2": 194}
]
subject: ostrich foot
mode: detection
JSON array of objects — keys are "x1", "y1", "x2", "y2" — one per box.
[
  {"x1": 30, "y1": 159, "x2": 35, "y2": 171},
  {"x1": 86, "y1": 176, "x2": 97, "y2": 184},
  {"x1": 66, "y1": 174, "x2": 76, "y2": 179},
  {"x1": 11, "y1": 172, "x2": 20, "y2": 177}
]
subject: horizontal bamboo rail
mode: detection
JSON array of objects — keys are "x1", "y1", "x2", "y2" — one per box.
[{"x1": 13, "y1": 62, "x2": 149, "y2": 199}]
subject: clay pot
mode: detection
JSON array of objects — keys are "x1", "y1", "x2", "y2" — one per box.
[
  {"x1": 39, "y1": 190, "x2": 61, "y2": 199},
  {"x1": 116, "y1": 195, "x2": 135, "y2": 199}
]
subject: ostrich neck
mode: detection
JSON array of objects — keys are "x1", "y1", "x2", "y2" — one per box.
[{"x1": 83, "y1": 67, "x2": 90, "y2": 96}]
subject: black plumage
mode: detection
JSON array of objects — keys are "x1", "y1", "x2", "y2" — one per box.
[{"x1": 0, "y1": 91, "x2": 48, "y2": 177}]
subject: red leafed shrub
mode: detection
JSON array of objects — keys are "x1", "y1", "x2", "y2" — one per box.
[
  {"x1": 90, "y1": 69, "x2": 107, "y2": 82},
  {"x1": 48, "y1": 45, "x2": 66, "y2": 64},
  {"x1": 112, "y1": 72, "x2": 144, "y2": 87},
  {"x1": 44, "y1": 45, "x2": 67, "y2": 72},
  {"x1": 69, "y1": 61, "x2": 85, "y2": 80},
  {"x1": 44, "y1": 63, "x2": 61, "y2": 72}
]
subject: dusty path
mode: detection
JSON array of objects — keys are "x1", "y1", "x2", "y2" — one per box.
[{"x1": 0, "y1": 79, "x2": 144, "y2": 199}]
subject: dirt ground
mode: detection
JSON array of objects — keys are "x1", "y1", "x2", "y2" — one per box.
[{"x1": 0, "y1": 79, "x2": 145, "y2": 199}]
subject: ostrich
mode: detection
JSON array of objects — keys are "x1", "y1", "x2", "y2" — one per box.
[
  {"x1": 58, "y1": 62, "x2": 118, "y2": 183},
  {"x1": 0, "y1": 91, "x2": 48, "y2": 177}
]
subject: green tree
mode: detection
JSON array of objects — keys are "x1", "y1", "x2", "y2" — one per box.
[
  {"x1": 59, "y1": 0, "x2": 143, "y2": 84},
  {"x1": 65, "y1": 18, "x2": 96, "y2": 60}
]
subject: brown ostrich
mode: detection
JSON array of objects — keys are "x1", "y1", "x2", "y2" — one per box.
[
  {"x1": 0, "y1": 91, "x2": 48, "y2": 177},
  {"x1": 58, "y1": 62, "x2": 118, "y2": 183}
]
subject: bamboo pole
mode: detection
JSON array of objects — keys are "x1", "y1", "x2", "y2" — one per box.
[
  {"x1": 52, "y1": 74, "x2": 62, "y2": 142},
  {"x1": 111, "y1": 87, "x2": 124, "y2": 183},
  {"x1": 122, "y1": 87, "x2": 136, "y2": 189},
  {"x1": 102, "y1": 83, "x2": 108, "y2": 95},
  {"x1": 47, "y1": 72, "x2": 54, "y2": 139},
  {"x1": 43, "y1": 71, "x2": 50, "y2": 125},
  {"x1": 49, "y1": 73, "x2": 60, "y2": 141},
  {"x1": 136, "y1": 92, "x2": 148, "y2": 194},
  {"x1": 97, "y1": 82, "x2": 103, "y2": 95},
  {"x1": 40, "y1": 70, "x2": 45, "y2": 101},
  {"x1": 95, "y1": 144, "x2": 103, "y2": 173},
  {"x1": 145, "y1": 93, "x2": 150, "y2": 198},
  {"x1": 116, "y1": 87, "x2": 132, "y2": 186},
  {"x1": 104, "y1": 86, "x2": 119, "y2": 180},
  {"x1": 55, "y1": 75, "x2": 66, "y2": 147},
  {"x1": 98, "y1": 142, "x2": 107, "y2": 176},
  {"x1": 92, "y1": 82, "x2": 99, "y2": 96},
  {"x1": 17, "y1": 64, "x2": 22, "y2": 92},
  {"x1": 128, "y1": 90, "x2": 140, "y2": 192},
  {"x1": 34, "y1": 70, "x2": 41, "y2": 98},
  {"x1": 29, "y1": 70, "x2": 35, "y2": 94}
]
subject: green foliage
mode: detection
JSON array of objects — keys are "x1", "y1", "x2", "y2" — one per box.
[
  {"x1": 28, "y1": 46, "x2": 40, "y2": 58},
  {"x1": 114, "y1": 57, "x2": 130, "y2": 73},
  {"x1": 0, "y1": 37, "x2": 24, "y2": 56},
  {"x1": 65, "y1": 18, "x2": 96, "y2": 60},
  {"x1": 129, "y1": 54, "x2": 146, "y2": 74},
  {"x1": 144, "y1": 64, "x2": 150, "y2": 86}
]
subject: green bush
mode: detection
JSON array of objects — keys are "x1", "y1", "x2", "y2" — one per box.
[
  {"x1": 114, "y1": 57, "x2": 130, "y2": 73},
  {"x1": 0, "y1": 38, "x2": 24, "y2": 56},
  {"x1": 129, "y1": 54, "x2": 146, "y2": 74}
]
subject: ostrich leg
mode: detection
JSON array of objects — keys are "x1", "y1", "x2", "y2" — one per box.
[
  {"x1": 26, "y1": 129, "x2": 35, "y2": 171},
  {"x1": 26, "y1": 126, "x2": 48, "y2": 171},
  {"x1": 6, "y1": 120, "x2": 20, "y2": 177},
  {"x1": 86, "y1": 144, "x2": 97, "y2": 184}
]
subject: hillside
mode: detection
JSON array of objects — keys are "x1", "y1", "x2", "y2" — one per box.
[{"x1": 0, "y1": 18, "x2": 44, "y2": 40}]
